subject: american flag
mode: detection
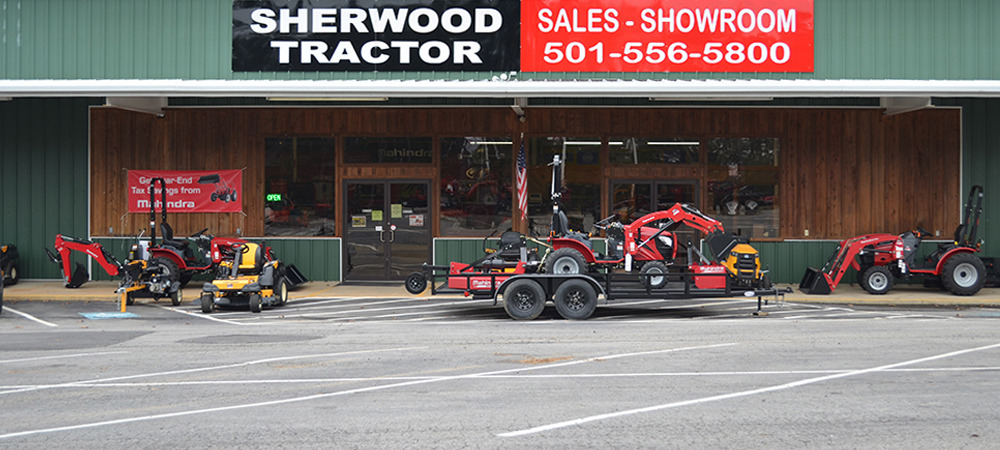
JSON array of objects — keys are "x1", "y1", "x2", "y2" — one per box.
[{"x1": 516, "y1": 141, "x2": 528, "y2": 222}]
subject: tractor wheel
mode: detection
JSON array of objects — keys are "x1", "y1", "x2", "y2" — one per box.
[
  {"x1": 3, "y1": 263, "x2": 19, "y2": 286},
  {"x1": 275, "y1": 278, "x2": 289, "y2": 306},
  {"x1": 639, "y1": 261, "x2": 668, "y2": 289},
  {"x1": 502, "y1": 279, "x2": 546, "y2": 320},
  {"x1": 941, "y1": 253, "x2": 986, "y2": 296},
  {"x1": 553, "y1": 279, "x2": 597, "y2": 320},
  {"x1": 150, "y1": 257, "x2": 181, "y2": 283},
  {"x1": 200, "y1": 292, "x2": 214, "y2": 314},
  {"x1": 211, "y1": 192, "x2": 218, "y2": 202},
  {"x1": 169, "y1": 287, "x2": 183, "y2": 306},
  {"x1": 861, "y1": 266, "x2": 893, "y2": 295},
  {"x1": 546, "y1": 248, "x2": 587, "y2": 275},
  {"x1": 249, "y1": 293, "x2": 263, "y2": 313},
  {"x1": 405, "y1": 272, "x2": 427, "y2": 295}
]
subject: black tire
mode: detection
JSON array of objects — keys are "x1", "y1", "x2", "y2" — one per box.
[
  {"x1": 275, "y1": 278, "x2": 289, "y2": 306},
  {"x1": 639, "y1": 261, "x2": 668, "y2": 289},
  {"x1": 169, "y1": 287, "x2": 182, "y2": 306},
  {"x1": 405, "y1": 272, "x2": 427, "y2": 295},
  {"x1": 546, "y1": 248, "x2": 587, "y2": 274},
  {"x1": 553, "y1": 279, "x2": 597, "y2": 320},
  {"x1": 230, "y1": 189, "x2": 237, "y2": 203},
  {"x1": 200, "y1": 292, "x2": 214, "y2": 313},
  {"x1": 502, "y1": 279, "x2": 546, "y2": 320},
  {"x1": 3, "y1": 263, "x2": 19, "y2": 285},
  {"x1": 211, "y1": 192, "x2": 218, "y2": 202},
  {"x1": 941, "y1": 253, "x2": 986, "y2": 296},
  {"x1": 126, "y1": 291, "x2": 136, "y2": 306},
  {"x1": 150, "y1": 257, "x2": 181, "y2": 283},
  {"x1": 249, "y1": 293, "x2": 263, "y2": 313},
  {"x1": 861, "y1": 265, "x2": 893, "y2": 295},
  {"x1": 179, "y1": 271, "x2": 194, "y2": 288}
]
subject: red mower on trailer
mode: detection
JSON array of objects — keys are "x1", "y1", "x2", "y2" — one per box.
[{"x1": 800, "y1": 185, "x2": 992, "y2": 296}]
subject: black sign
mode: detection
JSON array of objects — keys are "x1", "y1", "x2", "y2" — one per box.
[{"x1": 233, "y1": 0, "x2": 520, "y2": 72}]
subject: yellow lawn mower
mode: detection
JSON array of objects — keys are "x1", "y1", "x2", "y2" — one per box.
[{"x1": 200, "y1": 242, "x2": 289, "y2": 313}]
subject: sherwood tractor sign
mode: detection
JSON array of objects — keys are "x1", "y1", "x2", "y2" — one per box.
[{"x1": 233, "y1": 0, "x2": 813, "y2": 73}]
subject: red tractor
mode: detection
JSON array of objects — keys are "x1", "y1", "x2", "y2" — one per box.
[
  {"x1": 800, "y1": 185, "x2": 990, "y2": 296},
  {"x1": 543, "y1": 155, "x2": 768, "y2": 290}
]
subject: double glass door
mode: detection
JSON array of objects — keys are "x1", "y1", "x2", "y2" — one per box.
[{"x1": 344, "y1": 180, "x2": 431, "y2": 282}]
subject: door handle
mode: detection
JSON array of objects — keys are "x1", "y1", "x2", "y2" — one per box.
[
  {"x1": 379, "y1": 229, "x2": 386, "y2": 243},
  {"x1": 389, "y1": 230, "x2": 395, "y2": 243}
]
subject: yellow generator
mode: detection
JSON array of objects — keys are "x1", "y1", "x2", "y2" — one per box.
[{"x1": 200, "y1": 243, "x2": 289, "y2": 313}]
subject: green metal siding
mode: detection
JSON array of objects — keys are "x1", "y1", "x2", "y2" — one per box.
[
  {"x1": 1, "y1": 0, "x2": 999, "y2": 81},
  {"x1": 0, "y1": 98, "x2": 98, "y2": 281}
]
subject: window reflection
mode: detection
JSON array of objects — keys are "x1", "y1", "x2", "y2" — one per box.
[
  {"x1": 527, "y1": 137, "x2": 602, "y2": 236},
  {"x1": 439, "y1": 137, "x2": 513, "y2": 236},
  {"x1": 706, "y1": 138, "x2": 779, "y2": 238},
  {"x1": 610, "y1": 137, "x2": 699, "y2": 164},
  {"x1": 264, "y1": 137, "x2": 336, "y2": 236}
]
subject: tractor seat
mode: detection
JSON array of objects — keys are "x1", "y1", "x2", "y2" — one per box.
[
  {"x1": 160, "y1": 222, "x2": 192, "y2": 256},
  {"x1": 496, "y1": 230, "x2": 526, "y2": 261},
  {"x1": 238, "y1": 243, "x2": 264, "y2": 274}
]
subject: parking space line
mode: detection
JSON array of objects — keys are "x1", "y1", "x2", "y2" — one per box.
[
  {"x1": 2, "y1": 307, "x2": 59, "y2": 327},
  {"x1": 0, "y1": 342, "x2": 735, "y2": 440},
  {"x1": 498, "y1": 342, "x2": 1000, "y2": 437},
  {"x1": 0, "y1": 351, "x2": 128, "y2": 365}
]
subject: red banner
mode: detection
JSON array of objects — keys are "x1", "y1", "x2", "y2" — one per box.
[
  {"x1": 521, "y1": 0, "x2": 813, "y2": 73},
  {"x1": 127, "y1": 170, "x2": 243, "y2": 213}
]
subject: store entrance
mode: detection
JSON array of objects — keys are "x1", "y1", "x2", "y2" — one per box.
[{"x1": 343, "y1": 180, "x2": 431, "y2": 282}]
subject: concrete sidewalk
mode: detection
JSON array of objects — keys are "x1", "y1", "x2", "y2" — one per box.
[{"x1": 4, "y1": 279, "x2": 1000, "y2": 307}]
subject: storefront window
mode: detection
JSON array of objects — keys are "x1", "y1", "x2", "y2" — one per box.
[
  {"x1": 264, "y1": 137, "x2": 336, "y2": 236},
  {"x1": 343, "y1": 137, "x2": 433, "y2": 164},
  {"x1": 527, "y1": 137, "x2": 602, "y2": 236},
  {"x1": 439, "y1": 137, "x2": 513, "y2": 236},
  {"x1": 706, "y1": 138, "x2": 779, "y2": 238},
  {"x1": 609, "y1": 137, "x2": 699, "y2": 164}
]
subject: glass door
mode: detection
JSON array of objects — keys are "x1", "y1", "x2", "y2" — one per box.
[{"x1": 344, "y1": 180, "x2": 431, "y2": 282}]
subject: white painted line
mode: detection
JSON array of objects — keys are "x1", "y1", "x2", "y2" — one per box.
[
  {"x1": 498, "y1": 342, "x2": 1000, "y2": 437},
  {"x1": 6, "y1": 365, "x2": 1000, "y2": 390},
  {"x1": 0, "y1": 351, "x2": 128, "y2": 364},
  {"x1": 2, "y1": 307, "x2": 59, "y2": 327},
  {"x1": 0, "y1": 342, "x2": 735, "y2": 440},
  {"x1": 0, "y1": 347, "x2": 425, "y2": 397}
]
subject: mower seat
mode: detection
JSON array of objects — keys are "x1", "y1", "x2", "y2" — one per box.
[
  {"x1": 238, "y1": 243, "x2": 264, "y2": 274},
  {"x1": 496, "y1": 231, "x2": 526, "y2": 261}
]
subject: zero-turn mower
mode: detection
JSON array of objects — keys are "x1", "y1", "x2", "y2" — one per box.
[{"x1": 200, "y1": 242, "x2": 290, "y2": 313}]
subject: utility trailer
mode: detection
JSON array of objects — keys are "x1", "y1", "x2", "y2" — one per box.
[{"x1": 412, "y1": 263, "x2": 789, "y2": 320}]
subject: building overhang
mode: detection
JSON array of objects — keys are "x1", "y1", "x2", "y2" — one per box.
[{"x1": 2, "y1": 79, "x2": 1000, "y2": 99}]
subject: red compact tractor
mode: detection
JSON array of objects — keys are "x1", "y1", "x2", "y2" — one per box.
[
  {"x1": 800, "y1": 185, "x2": 990, "y2": 296},
  {"x1": 543, "y1": 155, "x2": 769, "y2": 290}
]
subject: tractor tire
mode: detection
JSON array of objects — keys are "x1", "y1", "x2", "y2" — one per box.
[
  {"x1": 639, "y1": 261, "x2": 668, "y2": 289},
  {"x1": 405, "y1": 272, "x2": 427, "y2": 295},
  {"x1": 275, "y1": 278, "x2": 289, "y2": 306},
  {"x1": 150, "y1": 257, "x2": 181, "y2": 283},
  {"x1": 125, "y1": 291, "x2": 136, "y2": 306},
  {"x1": 502, "y1": 279, "x2": 546, "y2": 320},
  {"x1": 941, "y1": 253, "x2": 986, "y2": 296},
  {"x1": 200, "y1": 292, "x2": 214, "y2": 314},
  {"x1": 546, "y1": 248, "x2": 587, "y2": 275},
  {"x1": 860, "y1": 266, "x2": 893, "y2": 295},
  {"x1": 169, "y1": 287, "x2": 183, "y2": 306},
  {"x1": 249, "y1": 293, "x2": 263, "y2": 313},
  {"x1": 553, "y1": 279, "x2": 597, "y2": 320}
]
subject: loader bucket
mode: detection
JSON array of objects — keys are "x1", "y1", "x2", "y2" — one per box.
[
  {"x1": 67, "y1": 262, "x2": 90, "y2": 288},
  {"x1": 282, "y1": 264, "x2": 308, "y2": 288},
  {"x1": 799, "y1": 267, "x2": 832, "y2": 294}
]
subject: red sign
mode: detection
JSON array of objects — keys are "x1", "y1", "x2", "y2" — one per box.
[
  {"x1": 521, "y1": 0, "x2": 813, "y2": 73},
  {"x1": 128, "y1": 170, "x2": 243, "y2": 213}
]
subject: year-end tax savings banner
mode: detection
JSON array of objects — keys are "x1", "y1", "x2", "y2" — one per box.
[
  {"x1": 521, "y1": 0, "x2": 814, "y2": 72},
  {"x1": 232, "y1": 0, "x2": 813, "y2": 73},
  {"x1": 127, "y1": 170, "x2": 243, "y2": 213}
]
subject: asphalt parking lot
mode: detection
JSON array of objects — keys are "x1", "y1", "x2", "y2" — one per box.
[{"x1": 2, "y1": 285, "x2": 1000, "y2": 448}]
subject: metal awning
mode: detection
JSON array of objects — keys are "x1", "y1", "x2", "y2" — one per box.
[{"x1": 2, "y1": 78, "x2": 1000, "y2": 99}]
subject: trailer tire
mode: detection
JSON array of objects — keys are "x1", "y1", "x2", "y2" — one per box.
[
  {"x1": 554, "y1": 279, "x2": 597, "y2": 320},
  {"x1": 640, "y1": 261, "x2": 668, "y2": 289},
  {"x1": 941, "y1": 253, "x2": 986, "y2": 296},
  {"x1": 200, "y1": 292, "x2": 214, "y2": 313},
  {"x1": 405, "y1": 272, "x2": 427, "y2": 295},
  {"x1": 861, "y1": 266, "x2": 893, "y2": 295},
  {"x1": 503, "y1": 279, "x2": 546, "y2": 320},
  {"x1": 546, "y1": 248, "x2": 587, "y2": 274}
]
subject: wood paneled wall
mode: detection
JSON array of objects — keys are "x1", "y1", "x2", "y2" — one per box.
[{"x1": 90, "y1": 106, "x2": 960, "y2": 240}]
